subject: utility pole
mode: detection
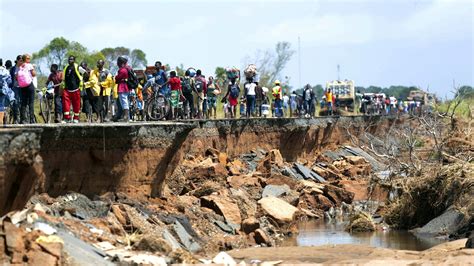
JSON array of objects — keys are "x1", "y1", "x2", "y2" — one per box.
[
  {"x1": 337, "y1": 64, "x2": 340, "y2": 80},
  {"x1": 298, "y1": 36, "x2": 301, "y2": 89}
]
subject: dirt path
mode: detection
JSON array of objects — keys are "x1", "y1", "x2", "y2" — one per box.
[{"x1": 227, "y1": 239, "x2": 474, "y2": 265}]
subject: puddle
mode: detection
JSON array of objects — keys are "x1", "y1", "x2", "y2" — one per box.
[{"x1": 284, "y1": 220, "x2": 448, "y2": 251}]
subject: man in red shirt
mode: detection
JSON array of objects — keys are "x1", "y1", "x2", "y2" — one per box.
[{"x1": 163, "y1": 70, "x2": 182, "y2": 120}]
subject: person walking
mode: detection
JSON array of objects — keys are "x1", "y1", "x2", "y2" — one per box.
[
  {"x1": 86, "y1": 59, "x2": 113, "y2": 122},
  {"x1": 0, "y1": 59, "x2": 14, "y2": 124},
  {"x1": 194, "y1": 69, "x2": 207, "y2": 119},
  {"x1": 17, "y1": 54, "x2": 37, "y2": 124},
  {"x1": 206, "y1": 76, "x2": 220, "y2": 119},
  {"x1": 244, "y1": 78, "x2": 256, "y2": 118},
  {"x1": 8, "y1": 56, "x2": 22, "y2": 123},
  {"x1": 181, "y1": 69, "x2": 195, "y2": 119},
  {"x1": 114, "y1": 56, "x2": 131, "y2": 122},
  {"x1": 222, "y1": 78, "x2": 239, "y2": 118},
  {"x1": 46, "y1": 64, "x2": 63, "y2": 123},
  {"x1": 62, "y1": 55, "x2": 83, "y2": 123},
  {"x1": 272, "y1": 80, "x2": 283, "y2": 117}
]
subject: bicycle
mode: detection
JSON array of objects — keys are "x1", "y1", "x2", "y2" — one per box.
[
  {"x1": 145, "y1": 86, "x2": 170, "y2": 121},
  {"x1": 37, "y1": 85, "x2": 55, "y2": 124}
]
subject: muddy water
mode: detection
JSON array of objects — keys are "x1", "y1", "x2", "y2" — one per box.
[{"x1": 284, "y1": 220, "x2": 447, "y2": 251}]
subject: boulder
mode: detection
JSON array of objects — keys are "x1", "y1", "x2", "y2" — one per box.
[
  {"x1": 258, "y1": 197, "x2": 298, "y2": 224},
  {"x1": 227, "y1": 176, "x2": 260, "y2": 189},
  {"x1": 227, "y1": 160, "x2": 245, "y2": 176},
  {"x1": 201, "y1": 195, "x2": 242, "y2": 226},
  {"x1": 297, "y1": 180, "x2": 324, "y2": 194},
  {"x1": 466, "y1": 231, "x2": 474, "y2": 248},
  {"x1": 27, "y1": 250, "x2": 58, "y2": 266},
  {"x1": 261, "y1": 185, "x2": 292, "y2": 198},
  {"x1": 241, "y1": 217, "x2": 260, "y2": 234},
  {"x1": 412, "y1": 207, "x2": 467, "y2": 238},
  {"x1": 268, "y1": 149, "x2": 284, "y2": 167},
  {"x1": 344, "y1": 156, "x2": 367, "y2": 165},
  {"x1": 346, "y1": 212, "x2": 375, "y2": 232},
  {"x1": 4, "y1": 221, "x2": 25, "y2": 254},
  {"x1": 253, "y1": 229, "x2": 271, "y2": 246},
  {"x1": 323, "y1": 184, "x2": 354, "y2": 205}
]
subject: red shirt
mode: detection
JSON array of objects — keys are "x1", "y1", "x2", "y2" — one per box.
[
  {"x1": 47, "y1": 72, "x2": 63, "y2": 94},
  {"x1": 115, "y1": 66, "x2": 129, "y2": 93},
  {"x1": 169, "y1": 77, "x2": 181, "y2": 91}
]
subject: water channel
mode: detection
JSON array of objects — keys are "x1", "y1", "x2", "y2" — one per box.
[{"x1": 285, "y1": 220, "x2": 447, "y2": 251}]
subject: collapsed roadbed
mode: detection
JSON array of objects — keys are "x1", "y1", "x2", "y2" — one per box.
[{"x1": 1, "y1": 115, "x2": 472, "y2": 264}]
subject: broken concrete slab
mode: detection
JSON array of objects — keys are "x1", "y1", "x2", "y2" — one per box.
[
  {"x1": 56, "y1": 229, "x2": 114, "y2": 265},
  {"x1": 258, "y1": 197, "x2": 298, "y2": 224},
  {"x1": 173, "y1": 221, "x2": 201, "y2": 253},
  {"x1": 294, "y1": 163, "x2": 326, "y2": 183},
  {"x1": 200, "y1": 195, "x2": 242, "y2": 226},
  {"x1": 261, "y1": 184, "x2": 292, "y2": 198},
  {"x1": 162, "y1": 228, "x2": 182, "y2": 251}
]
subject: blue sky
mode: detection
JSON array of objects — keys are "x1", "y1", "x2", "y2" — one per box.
[{"x1": 1, "y1": 0, "x2": 472, "y2": 97}]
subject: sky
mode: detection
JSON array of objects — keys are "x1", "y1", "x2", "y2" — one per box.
[{"x1": 0, "y1": 0, "x2": 472, "y2": 98}]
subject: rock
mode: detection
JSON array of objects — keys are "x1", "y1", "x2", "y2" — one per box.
[
  {"x1": 123, "y1": 254, "x2": 167, "y2": 266},
  {"x1": 168, "y1": 249, "x2": 198, "y2": 264},
  {"x1": 36, "y1": 236, "x2": 64, "y2": 258},
  {"x1": 344, "y1": 155, "x2": 368, "y2": 165},
  {"x1": 134, "y1": 235, "x2": 171, "y2": 254},
  {"x1": 214, "y1": 220, "x2": 236, "y2": 234},
  {"x1": 199, "y1": 157, "x2": 214, "y2": 167},
  {"x1": 323, "y1": 184, "x2": 354, "y2": 205},
  {"x1": 411, "y1": 207, "x2": 467, "y2": 238},
  {"x1": 111, "y1": 205, "x2": 127, "y2": 226},
  {"x1": 265, "y1": 174, "x2": 299, "y2": 189},
  {"x1": 213, "y1": 251, "x2": 236, "y2": 266},
  {"x1": 219, "y1": 152, "x2": 228, "y2": 165},
  {"x1": 173, "y1": 221, "x2": 201, "y2": 252},
  {"x1": 191, "y1": 181, "x2": 221, "y2": 197},
  {"x1": 254, "y1": 229, "x2": 271, "y2": 246},
  {"x1": 346, "y1": 212, "x2": 375, "y2": 232},
  {"x1": 27, "y1": 250, "x2": 58, "y2": 266},
  {"x1": 268, "y1": 149, "x2": 284, "y2": 167},
  {"x1": 4, "y1": 221, "x2": 25, "y2": 253},
  {"x1": 262, "y1": 184, "x2": 291, "y2": 198},
  {"x1": 227, "y1": 175, "x2": 260, "y2": 189},
  {"x1": 241, "y1": 217, "x2": 260, "y2": 234},
  {"x1": 294, "y1": 163, "x2": 326, "y2": 183},
  {"x1": 227, "y1": 159, "x2": 245, "y2": 176},
  {"x1": 258, "y1": 197, "x2": 298, "y2": 224},
  {"x1": 201, "y1": 195, "x2": 242, "y2": 226},
  {"x1": 466, "y1": 231, "x2": 474, "y2": 248},
  {"x1": 297, "y1": 180, "x2": 324, "y2": 194},
  {"x1": 256, "y1": 157, "x2": 272, "y2": 177},
  {"x1": 162, "y1": 229, "x2": 182, "y2": 250}
]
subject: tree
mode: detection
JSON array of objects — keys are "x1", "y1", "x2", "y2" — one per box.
[
  {"x1": 32, "y1": 37, "x2": 70, "y2": 73},
  {"x1": 100, "y1": 46, "x2": 131, "y2": 73},
  {"x1": 214, "y1": 66, "x2": 227, "y2": 88},
  {"x1": 243, "y1": 41, "x2": 295, "y2": 88},
  {"x1": 130, "y1": 49, "x2": 147, "y2": 69}
]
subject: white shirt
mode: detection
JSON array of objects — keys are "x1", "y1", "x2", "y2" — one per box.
[{"x1": 245, "y1": 83, "x2": 256, "y2": 96}]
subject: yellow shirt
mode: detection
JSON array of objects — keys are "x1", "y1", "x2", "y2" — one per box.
[
  {"x1": 84, "y1": 68, "x2": 113, "y2": 96},
  {"x1": 326, "y1": 91, "x2": 333, "y2": 103}
]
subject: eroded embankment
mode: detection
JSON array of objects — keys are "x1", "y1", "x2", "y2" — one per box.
[{"x1": 0, "y1": 116, "x2": 390, "y2": 216}]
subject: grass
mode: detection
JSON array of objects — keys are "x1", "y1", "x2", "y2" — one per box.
[{"x1": 436, "y1": 98, "x2": 473, "y2": 119}]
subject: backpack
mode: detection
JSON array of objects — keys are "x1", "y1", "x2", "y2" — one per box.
[
  {"x1": 17, "y1": 65, "x2": 33, "y2": 88},
  {"x1": 194, "y1": 77, "x2": 204, "y2": 93},
  {"x1": 183, "y1": 77, "x2": 193, "y2": 94},
  {"x1": 127, "y1": 68, "x2": 139, "y2": 90},
  {"x1": 230, "y1": 84, "x2": 240, "y2": 98}
]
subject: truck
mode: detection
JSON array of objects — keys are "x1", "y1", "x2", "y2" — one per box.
[{"x1": 320, "y1": 79, "x2": 356, "y2": 115}]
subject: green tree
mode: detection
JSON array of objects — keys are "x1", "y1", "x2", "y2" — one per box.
[
  {"x1": 32, "y1": 36, "x2": 70, "y2": 73},
  {"x1": 130, "y1": 49, "x2": 147, "y2": 69},
  {"x1": 214, "y1": 66, "x2": 227, "y2": 88}
]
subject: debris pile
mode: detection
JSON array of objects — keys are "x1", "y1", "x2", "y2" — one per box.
[{"x1": 1, "y1": 146, "x2": 381, "y2": 264}]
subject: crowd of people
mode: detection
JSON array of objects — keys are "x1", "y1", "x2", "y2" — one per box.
[
  {"x1": 0, "y1": 54, "x2": 306, "y2": 124},
  {"x1": 0, "y1": 54, "x2": 426, "y2": 125}
]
